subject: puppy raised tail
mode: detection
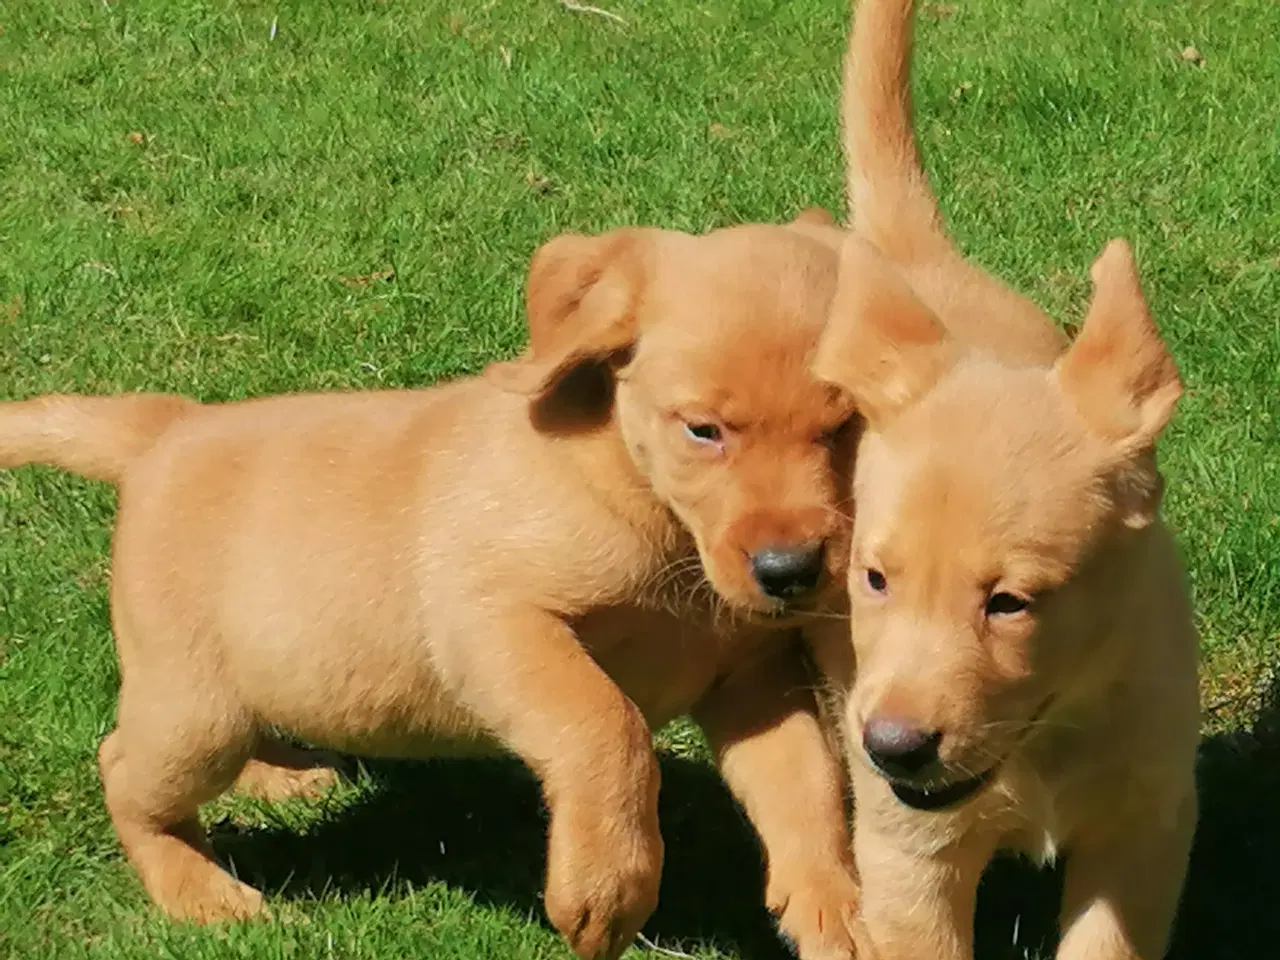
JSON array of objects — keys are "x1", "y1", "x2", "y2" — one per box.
[
  {"x1": 0, "y1": 393, "x2": 196, "y2": 484},
  {"x1": 843, "y1": 0, "x2": 949, "y2": 263}
]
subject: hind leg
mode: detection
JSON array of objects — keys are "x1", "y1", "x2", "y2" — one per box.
[
  {"x1": 98, "y1": 684, "x2": 265, "y2": 923},
  {"x1": 232, "y1": 735, "x2": 341, "y2": 803}
]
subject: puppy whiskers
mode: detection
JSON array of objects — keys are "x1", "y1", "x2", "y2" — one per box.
[
  {"x1": 796, "y1": 608, "x2": 852, "y2": 622},
  {"x1": 823, "y1": 503, "x2": 856, "y2": 526}
]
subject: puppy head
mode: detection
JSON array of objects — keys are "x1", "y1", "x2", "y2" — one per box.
[
  {"x1": 487, "y1": 214, "x2": 856, "y2": 615},
  {"x1": 812, "y1": 237, "x2": 1181, "y2": 811}
]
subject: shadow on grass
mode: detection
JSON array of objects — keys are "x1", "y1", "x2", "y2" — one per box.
[
  {"x1": 976, "y1": 666, "x2": 1280, "y2": 960},
  {"x1": 216, "y1": 752, "x2": 798, "y2": 958},
  {"x1": 213, "y1": 674, "x2": 1280, "y2": 959},
  {"x1": 1167, "y1": 668, "x2": 1280, "y2": 960}
]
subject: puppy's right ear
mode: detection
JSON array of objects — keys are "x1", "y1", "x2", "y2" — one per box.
[
  {"x1": 485, "y1": 230, "x2": 647, "y2": 398},
  {"x1": 811, "y1": 236, "x2": 958, "y2": 426}
]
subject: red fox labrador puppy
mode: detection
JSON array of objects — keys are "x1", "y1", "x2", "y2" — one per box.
[
  {"x1": 807, "y1": 2, "x2": 1200, "y2": 959},
  {"x1": 0, "y1": 217, "x2": 864, "y2": 960}
]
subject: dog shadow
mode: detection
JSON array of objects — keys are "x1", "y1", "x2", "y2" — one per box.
[
  {"x1": 216, "y1": 751, "x2": 799, "y2": 958},
  {"x1": 1165, "y1": 668, "x2": 1280, "y2": 960},
  {"x1": 215, "y1": 674, "x2": 1280, "y2": 960},
  {"x1": 973, "y1": 667, "x2": 1280, "y2": 960}
]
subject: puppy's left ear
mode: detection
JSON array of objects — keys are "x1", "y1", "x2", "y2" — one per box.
[
  {"x1": 1054, "y1": 240, "x2": 1182, "y2": 455},
  {"x1": 1054, "y1": 241, "x2": 1181, "y2": 529},
  {"x1": 812, "y1": 235, "x2": 959, "y2": 426},
  {"x1": 485, "y1": 229, "x2": 651, "y2": 399}
]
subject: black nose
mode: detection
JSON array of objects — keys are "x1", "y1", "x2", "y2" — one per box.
[
  {"x1": 749, "y1": 543, "x2": 825, "y2": 600},
  {"x1": 862, "y1": 717, "x2": 942, "y2": 779}
]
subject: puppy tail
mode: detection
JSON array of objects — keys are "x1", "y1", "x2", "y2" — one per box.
[
  {"x1": 0, "y1": 393, "x2": 196, "y2": 484},
  {"x1": 842, "y1": 0, "x2": 949, "y2": 262}
]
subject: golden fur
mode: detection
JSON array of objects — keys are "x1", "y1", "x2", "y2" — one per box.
[
  {"x1": 0, "y1": 218, "x2": 866, "y2": 960},
  {"x1": 806, "y1": 2, "x2": 1200, "y2": 958}
]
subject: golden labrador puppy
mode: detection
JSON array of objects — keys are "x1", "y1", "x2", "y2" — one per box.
[
  {"x1": 807, "y1": 2, "x2": 1200, "y2": 959},
  {"x1": 0, "y1": 218, "x2": 864, "y2": 960}
]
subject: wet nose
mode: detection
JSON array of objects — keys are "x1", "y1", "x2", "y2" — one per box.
[
  {"x1": 862, "y1": 716, "x2": 942, "y2": 779},
  {"x1": 749, "y1": 543, "x2": 825, "y2": 600}
]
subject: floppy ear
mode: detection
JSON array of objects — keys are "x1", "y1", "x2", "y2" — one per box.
[
  {"x1": 484, "y1": 229, "x2": 646, "y2": 398},
  {"x1": 1053, "y1": 240, "x2": 1182, "y2": 454},
  {"x1": 811, "y1": 236, "x2": 959, "y2": 426}
]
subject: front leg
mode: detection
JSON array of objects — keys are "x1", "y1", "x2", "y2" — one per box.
[
  {"x1": 449, "y1": 607, "x2": 663, "y2": 960},
  {"x1": 1057, "y1": 788, "x2": 1196, "y2": 959},
  {"x1": 692, "y1": 639, "x2": 866, "y2": 960},
  {"x1": 853, "y1": 773, "x2": 994, "y2": 960}
]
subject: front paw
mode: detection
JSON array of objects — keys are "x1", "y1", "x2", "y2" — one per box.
[
  {"x1": 544, "y1": 804, "x2": 664, "y2": 960},
  {"x1": 770, "y1": 868, "x2": 870, "y2": 960}
]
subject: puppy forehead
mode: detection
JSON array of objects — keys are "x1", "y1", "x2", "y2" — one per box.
[
  {"x1": 636, "y1": 227, "x2": 845, "y2": 429},
  {"x1": 642, "y1": 225, "x2": 838, "y2": 334},
  {"x1": 858, "y1": 366, "x2": 1108, "y2": 580},
  {"x1": 905, "y1": 366, "x2": 1081, "y2": 461},
  {"x1": 639, "y1": 333, "x2": 849, "y2": 430}
]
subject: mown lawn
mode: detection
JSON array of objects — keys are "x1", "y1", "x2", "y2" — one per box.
[{"x1": 1, "y1": 1, "x2": 1276, "y2": 957}]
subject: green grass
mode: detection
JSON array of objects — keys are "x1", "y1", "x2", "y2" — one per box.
[{"x1": 0, "y1": 0, "x2": 1277, "y2": 957}]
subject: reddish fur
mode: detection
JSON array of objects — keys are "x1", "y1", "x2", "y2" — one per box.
[{"x1": 0, "y1": 216, "x2": 864, "y2": 960}]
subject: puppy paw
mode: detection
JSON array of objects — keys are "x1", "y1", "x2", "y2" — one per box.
[
  {"x1": 770, "y1": 868, "x2": 867, "y2": 960},
  {"x1": 234, "y1": 760, "x2": 340, "y2": 803},
  {"x1": 233, "y1": 742, "x2": 342, "y2": 802},
  {"x1": 544, "y1": 808, "x2": 664, "y2": 960},
  {"x1": 160, "y1": 869, "x2": 269, "y2": 924}
]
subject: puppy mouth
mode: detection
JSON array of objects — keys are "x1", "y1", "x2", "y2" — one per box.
[
  {"x1": 738, "y1": 603, "x2": 805, "y2": 627},
  {"x1": 755, "y1": 582, "x2": 844, "y2": 621},
  {"x1": 888, "y1": 768, "x2": 996, "y2": 812},
  {"x1": 753, "y1": 597, "x2": 833, "y2": 625},
  {"x1": 882, "y1": 696, "x2": 1058, "y2": 814},
  {"x1": 763, "y1": 601, "x2": 802, "y2": 618}
]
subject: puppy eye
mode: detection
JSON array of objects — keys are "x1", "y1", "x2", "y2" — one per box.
[
  {"x1": 683, "y1": 422, "x2": 723, "y2": 445},
  {"x1": 985, "y1": 592, "x2": 1030, "y2": 617},
  {"x1": 865, "y1": 568, "x2": 888, "y2": 594}
]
